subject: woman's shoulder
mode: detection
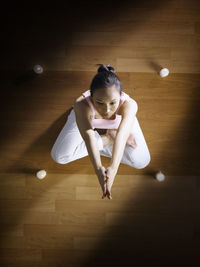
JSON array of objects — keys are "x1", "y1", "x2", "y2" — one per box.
[
  {"x1": 73, "y1": 92, "x2": 92, "y2": 118},
  {"x1": 118, "y1": 91, "x2": 138, "y2": 115},
  {"x1": 74, "y1": 90, "x2": 90, "y2": 103},
  {"x1": 122, "y1": 91, "x2": 137, "y2": 104}
]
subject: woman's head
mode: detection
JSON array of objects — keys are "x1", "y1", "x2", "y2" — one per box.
[
  {"x1": 89, "y1": 64, "x2": 123, "y2": 118},
  {"x1": 90, "y1": 64, "x2": 122, "y2": 97}
]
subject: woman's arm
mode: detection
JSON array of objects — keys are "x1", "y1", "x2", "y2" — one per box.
[
  {"x1": 74, "y1": 101, "x2": 109, "y2": 196},
  {"x1": 73, "y1": 102, "x2": 102, "y2": 172},
  {"x1": 110, "y1": 99, "x2": 138, "y2": 170},
  {"x1": 84, "y1": 133, "x2": 103, "y2": 173},
  {"x1": 103, "y1": 100, "x2": 138, "y2": 199}
]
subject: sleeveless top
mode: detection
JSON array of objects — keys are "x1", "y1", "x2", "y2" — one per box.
[{"x1": 82, "y1": 90, "x2": 131, "y2": 129}]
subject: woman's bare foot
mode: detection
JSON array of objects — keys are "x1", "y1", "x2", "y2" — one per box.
[
  {"x1": 107, "y1": 129, "x2": 118, "y2": 139},
  {"x1": 107, "y1": 129, "x2": 137, "y2": 149},
  {"x1": 126, "y1": 134, "x2": 137, "y2": 148},
  {"x1": 101, "y1": 133, "x2": 114, "y2": 147}
]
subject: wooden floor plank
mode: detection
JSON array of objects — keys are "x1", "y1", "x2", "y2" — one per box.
[{"x1": 1, "y1": 0, "x2": 200, "y2": 266}]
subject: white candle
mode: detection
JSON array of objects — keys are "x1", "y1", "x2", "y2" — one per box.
[
  {"x1": 159, "y1": 68, "x2": 169, "y2": 77},
  {"x1": 36, "y1": 170, "x2": 47, "y2": 179},
  {"x1": 33, "y1": 64, "x2": 43, "y2": 74},
  {"x1": 155, "y1": 171, "x2": 165, "y2": 182}
]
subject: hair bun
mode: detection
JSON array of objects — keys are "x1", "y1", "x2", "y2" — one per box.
[{"x1": 97, "y1": 64, "x2": 115, "y2": 73}]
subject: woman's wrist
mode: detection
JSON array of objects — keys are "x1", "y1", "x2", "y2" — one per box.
[
  {"x1": 94, "y1": 165, "x2": 103, "y2": 174},
  {"x1": 110, "y1": 162, "x2": 119, "y2": 171}
]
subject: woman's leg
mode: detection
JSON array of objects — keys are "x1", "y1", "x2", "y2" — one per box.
[
  {"x1": 121, "y1": 116, "x2": 151, "y2": 168},
  {"x1": 51, "y1": 108, "x2": 104, "y2": 164},
  {"x1": 99, "y1": 116, "x2": 151, "y2": 169}
]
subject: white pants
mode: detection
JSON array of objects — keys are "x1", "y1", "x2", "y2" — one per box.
[{"x1": 51, "y1": 108, "x2": 151, "y2": 169}]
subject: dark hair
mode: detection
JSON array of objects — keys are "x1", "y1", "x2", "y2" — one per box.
[{"x1": 89, "y1": 64, "x2": 122, "y2": 97}]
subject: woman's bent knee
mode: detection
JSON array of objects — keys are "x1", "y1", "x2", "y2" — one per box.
[
  {"x1": 51, "y1": 148, "x2": 71, "y2": 164},
  {"x1": 132, "y1": 152, "x2": 151, "y2": 169}
]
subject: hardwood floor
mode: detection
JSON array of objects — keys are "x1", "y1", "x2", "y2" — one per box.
[
  {"x1": 0, "y1": 0, "x2": 200, "y2": 266},
  {"x1": 0, "y1": 173, "x2": 199, "y2": 266}
]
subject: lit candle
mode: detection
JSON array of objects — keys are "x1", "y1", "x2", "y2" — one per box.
[
  {"x1": 155, "y1": 171, "x2": 165, "y2": 182},
  {"x1": 33, "y1": 64, "x2": 43, "y2": 74},
  {"x1": 159, "y1": 68, "x2": 169, "y2": 77},
  {"x1": 36, "y1": 170, "x2": 47, "y2": 179}
]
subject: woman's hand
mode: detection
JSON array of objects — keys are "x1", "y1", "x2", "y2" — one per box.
[
  {"x1": 102, "y1": 166, "x2": 118, "y2": 199},
  {"x1": 95, "y1": 166, "x2": 108, "y2": 197}
]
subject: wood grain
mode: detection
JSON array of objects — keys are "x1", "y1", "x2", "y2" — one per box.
[{"x1": 0, "y1": 0, "x2": 200, "y2": 266}]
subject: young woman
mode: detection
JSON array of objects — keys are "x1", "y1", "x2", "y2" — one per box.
[{"x1": 51, "y1": 64, "x2": 151, "y2": 200}]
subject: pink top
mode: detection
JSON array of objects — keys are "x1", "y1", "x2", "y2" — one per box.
[{"x1": 82, "y1": 90, "x2": 130, "y2": 129}]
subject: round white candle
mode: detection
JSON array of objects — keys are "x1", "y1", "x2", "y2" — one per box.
[
  {"x1": 36, "y1": 170, "x2": 47, "y2": 179},
  {"x1": 155, "y1": 171, "x2": 165, "y2": 182},
  {"x1": 159, "y1": 68, "x2": 169, "y2": 77},
  {"x1": 33, "y1": 64, "x2": 43, "y2": 74}
]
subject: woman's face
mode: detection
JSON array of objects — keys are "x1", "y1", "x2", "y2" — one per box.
[{"x1": 91, "y1": 85, "x2": 121, "y2": 118}]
